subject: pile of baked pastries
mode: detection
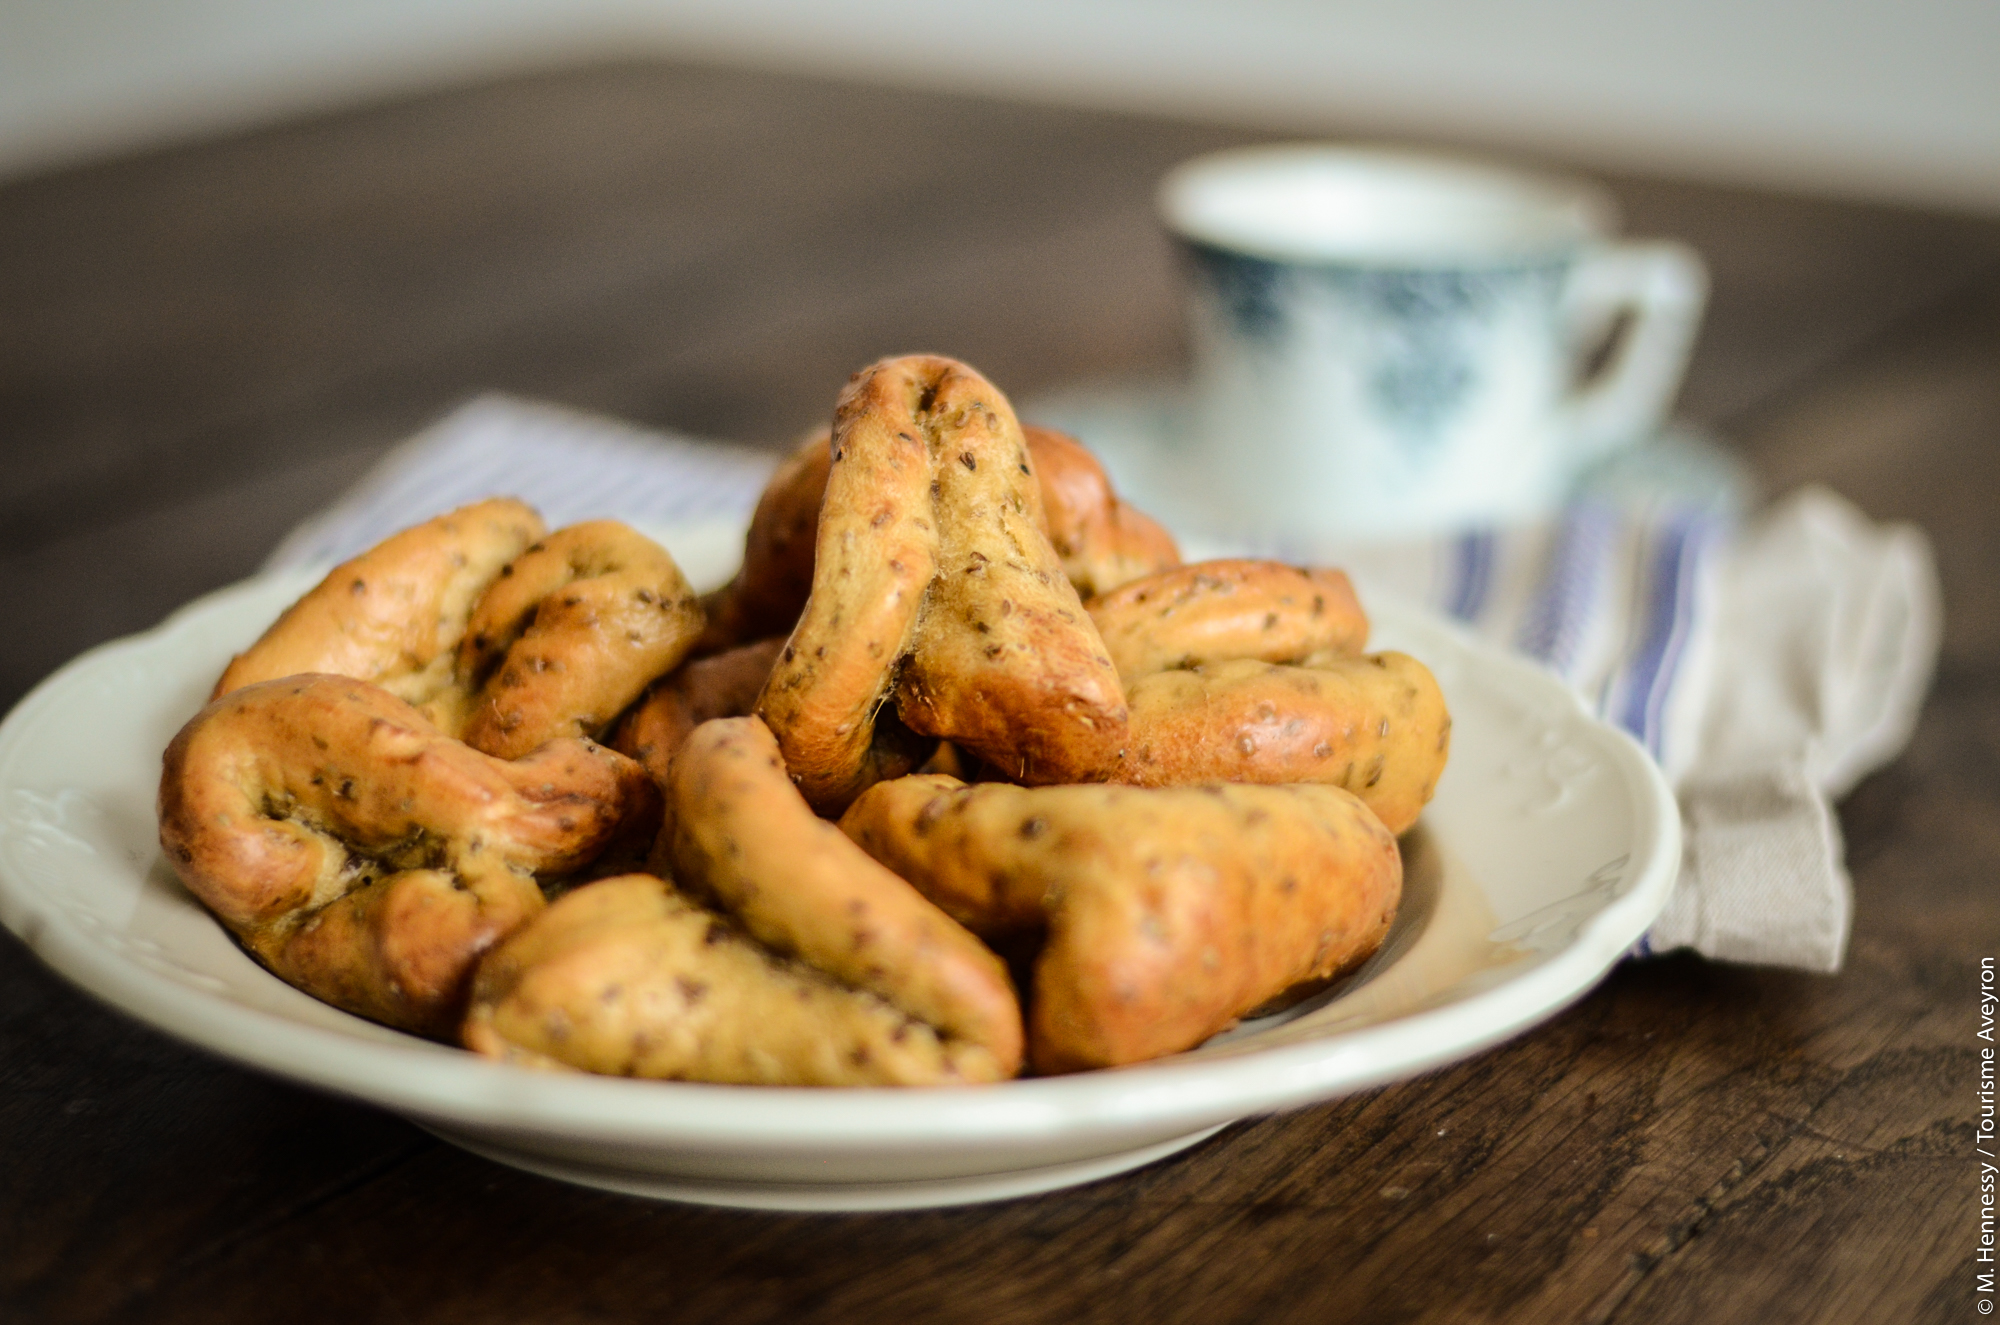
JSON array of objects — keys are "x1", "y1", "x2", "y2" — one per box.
[{"x1": 157, "y1": 355, "x2": 1450, "y2": 1085}]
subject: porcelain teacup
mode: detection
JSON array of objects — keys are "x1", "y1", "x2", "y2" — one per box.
[{"x1": 1159, "y1": 144, "x2": 1708, "y2": 537}]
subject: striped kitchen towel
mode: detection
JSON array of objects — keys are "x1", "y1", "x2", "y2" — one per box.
[
  {"x1": 269, "y1": 393, "x2": 1940, "y2": 972},
  {"x1": 1185, "y1": 501, "x2": 1729, "y2": 791},
  {"x1": 1214, "y1": 496, "x2": 1939, "y2": 973}
]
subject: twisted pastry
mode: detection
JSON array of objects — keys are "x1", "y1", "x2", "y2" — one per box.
[
  {"x1": 213, "y1": 497, "x2": 545, "y2": 734},
  {"x1": 158, "y1": 675, "x2": 660, "y2": 1037},
  {"x1": 456, "y1": 520, "x2": 704, "y2": 758},
  {"x1": 464, "y1": 717, "x2": 1023, "y2": 1084},
  {"x1": 697, "y1": 422, "x2": 1178, "y2": 657},
  {"x1": 750, "y1": 361, "x2": 940, "y2": 812},
  {"x1": 217, "y1": 503, "x2": 702, "y2": 758},
  {"x1": 756, "y1": 354, "x2": 1126, "y2": 812},
  {"x1": 841, "y1": 776, "x2": 1402, "y2": 1073},
  {"x1": 893, "y1": 376, "x2": 1127, "y2": 787}
]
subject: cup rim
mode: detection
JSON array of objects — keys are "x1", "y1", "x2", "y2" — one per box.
[{"x1": 1158, "y1": 142, "x2": 1621, "y2": 270}]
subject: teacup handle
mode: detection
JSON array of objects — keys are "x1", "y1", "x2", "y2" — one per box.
[{"x1": 1560, "y1": 240, "x2": 1709, "y2": 464}]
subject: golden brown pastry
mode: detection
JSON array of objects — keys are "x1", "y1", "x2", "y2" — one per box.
[
  {"x1": 757, "y1": 354, "x2": 1126, "y2": 811},
  {"x1": 213, "y1": 497, "x2": 546, "y2": 733},
  {"x1": 694, "y1": 422, "x2": 1178, "y2": 657},
  {"x1": 668, "y1": 717, "x2": 1021, "y2": 1072},
  {"x1": 462, "y1": 875, "x2": 1001, "y2": 1086},
  {"x1": 170, "y1": 350, "x2": 1458, "y2": 1087},
  {"x1": 1085, "y1": 559, "x2": 1369, "y2": 682},
  {"x1": 838, "y1": 774, "x2": 1055, "y2": 936},
  {"x1": 892, "y1": 371, "x2": 1127, "y2": 787},
  {"x1": 840, "y1": 777, "x2": 1402, "y2": 1073},
  {"x1": 1024, "y1": 425, "x2": 1182, "y2": 596},
  {"x1": 752, "y1": 361, "x2": 940, "y2": 811},
  {"x1": 158, "y1": 674, "x2": 660, "y2": 1038},
  {"x1": 612, "y1": 637, "x2": 786, "y2": 790},
  {"x1": 1109, "y1": 654, "x2": 1450, "y2": 834},
  {"x1": 463, "y1": 716, "x2": 1023, "y2": 1085},
  {"x1": 216, "y1": 504, "x2": 703, "y2": 759},
  {"x1": 456, "y1": 520, "x2": 704, "y2": 759}
]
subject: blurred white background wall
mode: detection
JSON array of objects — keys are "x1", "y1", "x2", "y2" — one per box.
[{"x1": 3, "y1": 0, "x2": 1996, "y2": 210}]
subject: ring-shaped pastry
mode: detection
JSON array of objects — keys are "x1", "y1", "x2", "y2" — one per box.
[
  {"x1": 213, "y1": 497, "x2": 546, "y2": 733},
  {"x1": 458, "y1": 520, "x2": 704, "y2": 759},
  {"x1": 697, "y1": 423, "x2": 1180, "y2": 658},
  {"x1": 216, "y1": 503, "x2": 703, "y2": 759},
  {"x1": 159, "y1": 675, "x2": 660, "y2": 1037}
]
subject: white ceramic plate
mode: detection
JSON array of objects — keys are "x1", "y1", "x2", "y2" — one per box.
[{"x1": 0, "y1": 519, "x2": 1678, "y2": 1211}]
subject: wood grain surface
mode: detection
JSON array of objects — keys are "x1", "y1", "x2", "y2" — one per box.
[{"x1": 2, "y1": 60, "x2": 1996, "y2": 1325}]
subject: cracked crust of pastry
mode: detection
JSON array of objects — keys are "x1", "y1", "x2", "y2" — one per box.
[
  {"x1": 457, "y1": 520, "x2": 704, "y2": 759},
  {"x1": 1109, "y1": 653, "x2": 1450, "y2": 834},
  {"x1": 839, "y1": 777, "x2": 1402, "y2": 1073},
  {"x1": 755, "y1": 359, "x2": 942, "y2": 813},
  {"x1": 669, "y1": 716, "x2": 1022, "y2": 1076},
  {"x1": 212, "y1": 497, "x2": 546, "y2": 733},
  {"x1": 1085, "y1": 559, "x2": 1368, "y2": 682},
  {"x1": 461, "y1": 875, "x2": 1005, "y2": 1085},
  {"x1": 1024, "y1": 425, "x2": 1181, "y2": 596},
  {"x1": 889, "y1": 361, "x2": 1128, "y2": 785},
  {"x1": 158, "y1": 674, "x2": 660, "y2": 1037}
]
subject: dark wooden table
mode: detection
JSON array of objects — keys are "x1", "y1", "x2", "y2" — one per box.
[{"x1": 4, "y1": 61, "x2": 1997, "y2": 1325}]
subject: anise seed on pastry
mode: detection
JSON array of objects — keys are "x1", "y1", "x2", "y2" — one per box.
[
  {"x1": 1111, "y1": 654, "x2": 1451, "y2": 833},
  {"x1": 212, "y1": 497, "x2": 546, "y2": 733},
  {"x1": 463, "y1": 715, "x2": 1023, "y2": 1086},
  {"x1": 457, "y1": 520, "x2": 704, "y2": 759},
  {"x1": 840, "y1": 776, "x2": 1403, "y2": 1073},
  {"x1": 757, "y1": 354, "x2": 1127, "y2": 811},
  {"x1": 462, "y1": 874, "x2": 998, "y2": 1086},
  {"x1": 696, "y1": 422, "x2": 1179, "y2": 658},
  {"x1": 159, "y1": 674, "x2": 660, "y2": 1038},
  {"x1": 1085, "y1": 560, "x2": 1368, "y2": 682},
  {"x1": 215, "y1": 502, "x2": 705, "y2": 759}
]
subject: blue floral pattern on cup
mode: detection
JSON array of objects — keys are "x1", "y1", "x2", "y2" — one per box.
[
  {"x1": 1185, "y1": 243, "x2": 1289, "y2": 344},
  {"x1": 1354, "y1": 266, "x2": 1565, "y2": 448},
  {"x1": 1161, "y1": 146, "x2": 1707, "y2": 538},
  {"x1": 1190, "y1": 242, "x2": 1571, "y2": 457}
]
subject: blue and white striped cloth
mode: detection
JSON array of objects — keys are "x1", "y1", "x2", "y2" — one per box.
[
  {"x1": 1229, "y1": 503, "x2": 1728, "y2": 790},
  {"x1": 271, "y1": 393, "x2": 1939, "y2": 972},
  {"x1": 1212, "y1": 507, "x2": 1733, "y2": 965}
]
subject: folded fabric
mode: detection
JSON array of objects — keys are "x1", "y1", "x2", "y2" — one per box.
[
  {"x1": 268, "y1": 394, "x2": 1941, "y2": 973},
  {"x1": 1271, "y1": 488, "x2": 1938, "y2": 972},
  {"x1": 1180, "y1": 502, "x2": 1727, "y2": 788},
  {"x1": 1651, "y1": 488, "x2": 1939, "y2": 968}
]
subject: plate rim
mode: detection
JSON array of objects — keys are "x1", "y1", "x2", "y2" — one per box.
[{"x1": 0, "y1": 555, "x2": 1680, "y2": 1155}]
